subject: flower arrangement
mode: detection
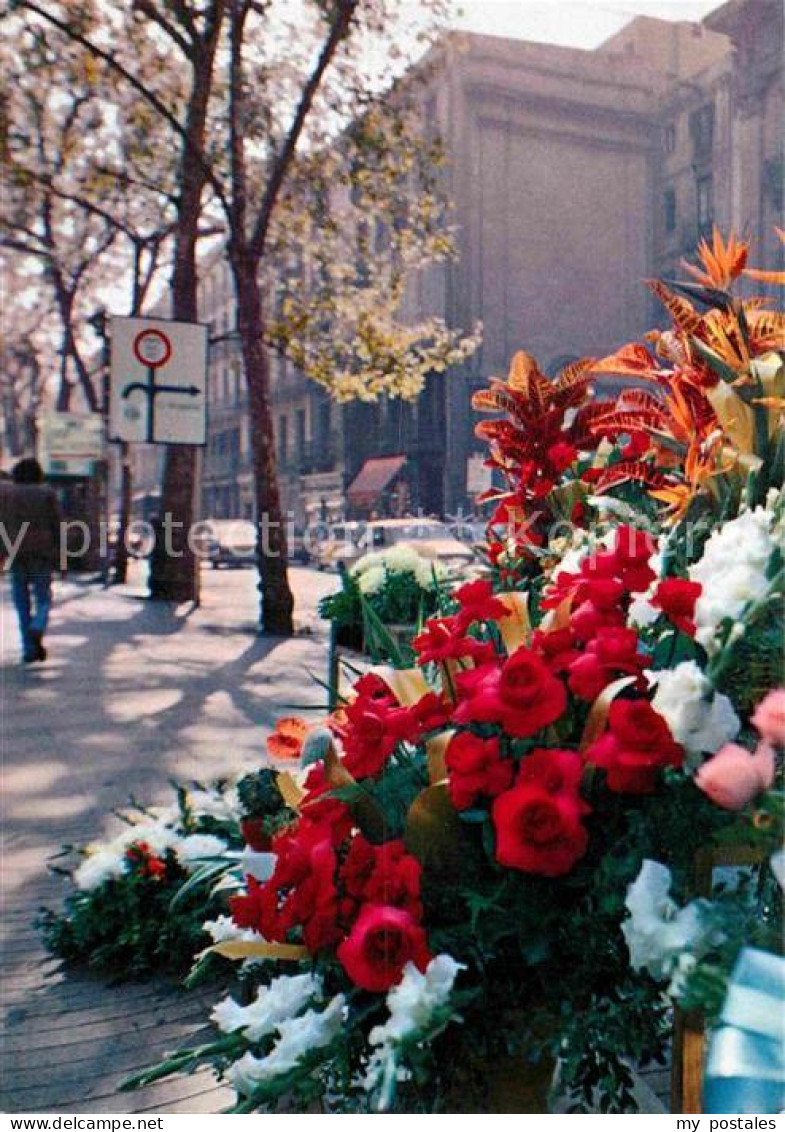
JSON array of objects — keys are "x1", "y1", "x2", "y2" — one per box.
[
  {"x1": 38, "y1": 781, "x2": 246, "y2": 978},
  {"x1": 319, "y1": 545, "x2": 446, "y2": 653},
  {"x1": 120, "y1": 232, "x2": 783, "y2": 1113}
]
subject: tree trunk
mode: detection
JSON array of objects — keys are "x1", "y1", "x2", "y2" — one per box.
[
  {"x1": 235, "y1": 257, "x2": 294, "y2": 635},
  {"x1": 146, "y1": 37, "x2": 218, "y2": 604}
]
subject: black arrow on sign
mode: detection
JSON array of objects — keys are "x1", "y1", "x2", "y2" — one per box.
[{"x1": 122, "y1": 374, "x2": 202, "y2": 442}]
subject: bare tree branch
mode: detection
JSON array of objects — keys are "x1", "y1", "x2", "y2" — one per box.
[
  {"x1": 249, "y1": 0, "x2": 358, "y2": 258},
  {"x1": 17, "y1": 0, "x2": 230, "y2": 215}
]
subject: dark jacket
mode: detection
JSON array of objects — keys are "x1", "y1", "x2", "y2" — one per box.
[{"x1": 0, "y1": 481, "x2": 61, "y2": 569}]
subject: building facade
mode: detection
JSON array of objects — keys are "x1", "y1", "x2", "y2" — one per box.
[{"x1": 163, "y1": 0, "x2": 782, "y2": 529}]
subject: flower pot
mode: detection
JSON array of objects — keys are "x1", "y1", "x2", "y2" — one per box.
[{"x1": 441, "y1": 1046, "x2": 556, "y2": 1113}]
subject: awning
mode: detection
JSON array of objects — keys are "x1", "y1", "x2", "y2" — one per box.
[{"x1": 346, "y1": 455, "x2": 406, "y2": 509}]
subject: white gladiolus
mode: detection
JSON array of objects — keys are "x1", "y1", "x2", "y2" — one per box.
[
  {"x1": 689, "y1": 505, "x2": 777, "y2": 654},
  {"x1": 364, "y1": 955, "x2": 463, "y2": 1101},
  {"x1": 202, "y1": 915, "x2": 263, "y2": 945},
  {"x1": 227, "y1": 995, "x2": 346, "y2": 1094},
  {"x1": 174, "y1": 834, "x2": 227, "y2": 867},
  {"x1": 186, "y1": 786, "x2": 241, "y2": 821},
  {"x1": 212, "y1": 973, "x2": 322, "y2": 1043},
  {"x1": 649, "y1": 662, "x2": 740, "y2": 759},
  {"x1": 622, "y1": 860, "x2": 716, "y2": 982}
]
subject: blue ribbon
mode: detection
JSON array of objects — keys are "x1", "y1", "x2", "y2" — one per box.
[{"x1": 703, "y1": 948, "x2": 785, "y2": 1114}]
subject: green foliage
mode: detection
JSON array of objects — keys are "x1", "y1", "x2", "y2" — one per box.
[{"x1": 37, "y1": 851, "x2": 222, "y2": 979}]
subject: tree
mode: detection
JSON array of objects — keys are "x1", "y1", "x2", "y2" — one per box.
[
  {"x1": 14, "y1": 0, "x2": 228, "y2": 603},
  {"x1": 1, "y1": 22, "x2": 118, "y2": 412},
  {"x1": 10, "y1": 1, "x2": 477, "y2": 633}
]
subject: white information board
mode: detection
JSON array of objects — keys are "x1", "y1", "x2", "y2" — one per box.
[
  {"x1": 38, "y1": 411, "x2": 104, "y2": 476},
  {"x1": 109, "y1": 316, "x2": 208, "y2": 446}
]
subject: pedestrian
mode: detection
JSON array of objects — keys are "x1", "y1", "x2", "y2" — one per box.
[{"x1": 0, "y1": 457, "x2": 61, "y2": 663}]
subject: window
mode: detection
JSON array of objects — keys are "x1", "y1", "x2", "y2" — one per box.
[
  {"x1": 278, "y1": 415, "x2": 288, "y2": 463},
  {"x1": 689, "y1": 103, "x2": 714, "y2": 157},
  {"x1": 696, "y1": 175, "x2": 714, "y2": 237},
  {"x1": 664, "y1": 187, "x2": 677, "y2": 234},
  {"x1": 296, "y1": 408, "x2": 306, "y2": 458},
  {"x1": 663, "y1": 124, "x2": 676, "y2": 154}
]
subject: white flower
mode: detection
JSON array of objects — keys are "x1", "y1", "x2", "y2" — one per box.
[
  {"x1": 73, "y1": 847, "x2": 127, "y2": 891},
  {"x1": 689, "y1": 505, "x2": 776, "y2": 654},
  {"x1": 352, "y1": 551, "x2": 382, "y2": 575},
  {"x1": 628, "y1": 594, "x2": 659, "y2": 629},
  {"x1": 414, "y1": 558, "x2": 444, "y2": 590},
  {"x1": 188, "y1": 786, "x2": 241, "y2": 822},
  {"x1": 649, "y1": 661, "x2": 740, "y2": 760},
  {"x1": 380, "y1": 544, "x2": 422, "y2": 575},
  {"x1": 238, "y1": 847, "x2": 277, "y2": 882},
  {"x1": 364, "y1": 955, "x2": 463, "y2": 1100},
  {"x1": 212, "y1": 972, "x2": 321, "y2": 1042},
  {"x1": 622, "y1": 860, "x2": 717, "y2": 982},
  {"x1": 174, "y1": 834, "x2": 227, "y2": 868},
  {"x1": 770, "y1": 848, "x2": 785, "y2": 891},
  {"x1": 114, "y1": 820, "x2": 181, "y2": 857},
  {"x1": 369, "y1": 955, "x2": 463, "y2": 1049},
  {"x1": 227, "y1": 995, "x2": 345, "y2": 1094},
  {"x1": 202, "y1": 915, "x2": 263, "y2": 945},
  {"x1": 357, "y1": 564, "x2": 386, "y2": 595}
]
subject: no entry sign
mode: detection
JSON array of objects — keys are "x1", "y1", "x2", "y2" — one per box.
[{"x1": 109, "y1": 316, "x2": 207, "y2": 446}]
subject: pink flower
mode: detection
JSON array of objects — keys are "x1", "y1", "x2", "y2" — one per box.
[
  {"x1": 695, "y1": 742, "x2": 776, "y2": 811},
  {"x1": 751, "y1": 689, "x2": 785, "y2": 746}
]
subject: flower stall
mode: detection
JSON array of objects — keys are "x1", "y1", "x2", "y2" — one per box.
[{"x1": 44, "y1": 232, "x2": 784, "y2": 1114}]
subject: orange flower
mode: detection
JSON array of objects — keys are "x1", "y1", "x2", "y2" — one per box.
[{"x1": 266, "y1": 717, "x2": 309, "y2": 761}]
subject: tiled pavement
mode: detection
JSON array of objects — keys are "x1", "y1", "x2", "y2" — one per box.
[{"x1": 1, "y1": 567, "x2": 333, "y2": 1113}]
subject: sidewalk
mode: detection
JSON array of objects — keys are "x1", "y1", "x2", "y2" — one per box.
[{"x1": 0, "y1": 566, "x2": 333, "y2": 1113}]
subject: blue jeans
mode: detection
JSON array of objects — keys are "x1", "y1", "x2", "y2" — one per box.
[{"x1": 11, "y1": 566, "x2": 52, "y2": 656}]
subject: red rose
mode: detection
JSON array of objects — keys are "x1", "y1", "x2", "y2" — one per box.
[
  {"x1": 569, "y1": 600, "x2": 625, "y2": 643},
  {"x1": 531, "y1": 627, "x2": 579, "y2": 674},
  {"x1": 568, "y1": 627, "x2": 644, "y2": 701},
  {"x1": 338, "y1": 904, "x2": 431, "y2": 992},
  {"x1": 445, "y1": 732, "x2": 514, "y2": 810},
  {"x1": 492, "y1": 772, "x2": 590, "y2": 877},
  {"x1": 653, "y1": 578, "x2": 702, "y2": 636},
  {"x1": 584, "y1": 698, "x2": 684, "y2": 793},
  {"x1": 518, "y1": 747, "x2": 584, "y2": 794},
  {"x1": 583, "y1": 578, "x2": 626, "y2": 611},
  {"x1": 454, "y1": 647, "x2": 566, "y2": 738}
]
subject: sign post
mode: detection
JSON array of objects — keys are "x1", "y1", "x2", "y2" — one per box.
[{"x1": 109, "y1": 317, "x2": 207, "y2": 447}]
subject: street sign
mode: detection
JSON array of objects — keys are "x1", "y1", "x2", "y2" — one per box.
[
  {"x1": 38, "y1": 411, "x2": 104, "y2": 476},
  {"x1": 109, "y1": 316, "x2": 207, "y2": 446}
]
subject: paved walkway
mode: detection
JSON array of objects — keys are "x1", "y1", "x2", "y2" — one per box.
[{"x1": 1, "y1": 566, "x2": 333, "y2": 1113}]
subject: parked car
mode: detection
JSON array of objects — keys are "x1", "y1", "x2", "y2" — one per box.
[
  {"x1": 313, "y1": 522, "x2": 365, "y2": 571},
  {"x1": 333, "y1": 518, "x2": 477, "y2": 576},
  {"x1": 201, "y1": 519, "x2": 257, "y2": 568}
]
